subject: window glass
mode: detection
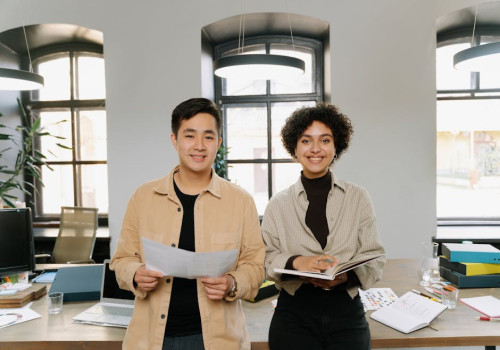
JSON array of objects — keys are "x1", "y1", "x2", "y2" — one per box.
[
  {"x1": 38, "y1": 110, "x2": 72, "y2": 161},
  {"x1": 76, "y1": 54, "x2": 106, "y2": 99},
  {"x1": 76, "y1": 110, "x2": 107, "y2": 161},
  {"x1": 228, "y1": 163, "x2": 268, "y2": 215},
  {"x1": 40, "y1": 164, "x2": 74, "y2": 214},
  {"x1": 270, "y1": 44, "x2": 315, "y2": 94},
  {"x1": 36, "y1": 54, "x2": 71, "y2": 101},
  {"x1": 79, "y1": 164, "x2": 108, "y2": 213},
  {"x1": 436, "y1": 43, "x2": 471, "y2": 91},
  {"x1": 225, "y1": 104, "x2": 267, "y2": 160},
  {"x1": 437, "y1": 99, "x2": 500, "y2": 218}
]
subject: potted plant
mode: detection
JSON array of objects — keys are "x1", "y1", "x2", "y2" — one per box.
[{"x1": 0, "y1": 98, "x2": 68, "y2": 208}]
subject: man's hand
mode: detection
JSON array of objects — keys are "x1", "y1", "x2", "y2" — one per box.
[
  {"x1": 134, "y1": 267, "x2": 163, "y2": 292},
  {"x1": 200, "y1": 275, "x2": 233, "y2": 301}
]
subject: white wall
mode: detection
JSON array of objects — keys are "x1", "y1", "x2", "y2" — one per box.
[{"x1": 0, "y1": 0, "x2": 481, "y2": 259}]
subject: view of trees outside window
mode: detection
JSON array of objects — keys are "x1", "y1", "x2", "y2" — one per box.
[
  {"x1": 216, "y1": 37, "x2": 322, "y2": 215},
  {"x1": 29, "y1": 50, "x2": 108, "y2": 217},
  {"x1": 436, "y1": 41, "x2": 500, "y2": 219}
]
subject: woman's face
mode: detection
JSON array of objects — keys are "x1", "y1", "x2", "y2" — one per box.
[{"x1": 294, "y1": 121, "x2": 336, "y2": 179}]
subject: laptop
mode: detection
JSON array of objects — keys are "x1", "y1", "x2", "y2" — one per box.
[{"x1": 72, "y1": 260, "x2": 135, "y2": 328}]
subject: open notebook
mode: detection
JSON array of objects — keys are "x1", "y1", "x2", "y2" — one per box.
[{"x1": 72, "y1": 260, "x2": 135, "y2": 328}]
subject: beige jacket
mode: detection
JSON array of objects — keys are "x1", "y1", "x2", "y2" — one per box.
[
  {"x1": 111, "y1": 167, "x2": 265, "y2": 350},
  {"x1": 262, "y1": 173, "x2": 386, "y2": 298}
]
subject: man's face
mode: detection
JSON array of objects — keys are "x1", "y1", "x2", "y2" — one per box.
[{"x1": 171, "y1": 113, "x2": 222, "y2": 177}]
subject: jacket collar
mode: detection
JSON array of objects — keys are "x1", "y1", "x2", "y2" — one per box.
[
  {"x1": 292, "y1": 171, "x2": 346, "y2": 199},
  {"x1": 153, "y1": 165, "x2": 222, "y2": 199}
]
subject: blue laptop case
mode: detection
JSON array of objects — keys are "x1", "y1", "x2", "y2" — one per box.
[{"x1": 49, "y1": 265, "x2": 103, "y2": 302}]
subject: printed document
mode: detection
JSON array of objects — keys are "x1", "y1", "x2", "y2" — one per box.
[{"x1": 142, "y1": 237, "x2": 238, "y2": 279}]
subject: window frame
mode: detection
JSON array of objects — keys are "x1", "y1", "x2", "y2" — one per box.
[
  {"x1": 437, "y1": 28, "x2": 500, "y2": 226},
  {"x1": 214, "y1": 35, "x2": 324, "y2": 210},
  {"x1": 22, "y1": 43, "x2": 108, "y2": 225}
]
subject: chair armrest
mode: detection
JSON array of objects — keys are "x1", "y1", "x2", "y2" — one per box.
[
  {"x1": 65, "y1": 259, "x2": 96, "y2": 264},
  {"x1": 35, "y1": 253, "x2": 52, "y2": 260}
]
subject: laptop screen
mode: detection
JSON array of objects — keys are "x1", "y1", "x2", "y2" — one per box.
[{"x1": 102, "y1": 261, "x2": 135, "y2": 301}]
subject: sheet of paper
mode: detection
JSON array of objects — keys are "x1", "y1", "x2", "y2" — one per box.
[
  {"x1": 460, "y1": 295, "x2": 500, "y2": 318},
  {"x1": 359, "y1": 288, "x2": 399, "y2": 311},
  {"x1": 0, "y1": 305, "x2": 41, "y2": 329},
  {"x1": 142, "y1": 237, "x2": 238, "y2": 279}
]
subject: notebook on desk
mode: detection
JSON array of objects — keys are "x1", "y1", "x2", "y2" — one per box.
[{"x1": 72, "y1": 260, "x2": 135, "y2": 328}]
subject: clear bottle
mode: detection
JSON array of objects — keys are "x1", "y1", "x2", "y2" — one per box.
[{"x1": 430, "y1": 242, "x2": 441, "y2": 283}]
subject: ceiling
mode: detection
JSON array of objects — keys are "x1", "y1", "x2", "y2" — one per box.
[
  {"x1": 437, "y1": 1, "x2": 500, "y2": 35},
  {"x1": 0, "y1": 23, "x2": 103, "y2": 55},
  {"x1": 203, "y1": 12, "x2": 329, "y2": 45}
]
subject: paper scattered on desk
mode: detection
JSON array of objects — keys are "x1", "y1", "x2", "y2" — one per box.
[
  {"x1": 359, "y1": 288, "x2": 399, "y2": 311},
  {"x1": 142, "y1": 237, "x2": 238, "y2": 279},
  {"x1": 0, "y1": 283, "x2": 32, "y2": 291},
  {"x1": 0, "y1": 303, "x2": 41, "y2": 329}
]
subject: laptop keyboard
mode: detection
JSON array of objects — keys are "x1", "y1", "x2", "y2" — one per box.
[{"x1": 90, "y1": 304, "x2": 133, "y2": 317}]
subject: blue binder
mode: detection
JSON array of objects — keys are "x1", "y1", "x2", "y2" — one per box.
[
  {"x1": 442, "y1": 243, "x2": 500, "y2": 264},
  {"x1": 439, "y1": 266, "x2": 500, "y2": 288},
  {"x1": 49, "y1": 265, "x2": 103, "y2": 302}
]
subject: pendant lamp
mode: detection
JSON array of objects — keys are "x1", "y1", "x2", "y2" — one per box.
[
  {"x1": 0, "y1": 10, "x2": 44, "y2": 90},
  {"x1": 0, "y1": 67, "x2": 44, "y2": 90},
  {"x1": 453, "y1": 2, "x2": 500, "y2": 72},
  {"x1": 214, "y1": 10, "x2": 305, "y2": 80}
]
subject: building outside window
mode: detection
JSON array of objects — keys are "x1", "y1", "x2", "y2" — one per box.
[
  {"x1": 215, "y1": 36, "x2": 323, "y2": 215},
  {"x1": 25, "y1": 45, "x2": 108, "y2": 221},
  {"x1": 436, "y1": 32, "x2": 500, "y2": 223}
]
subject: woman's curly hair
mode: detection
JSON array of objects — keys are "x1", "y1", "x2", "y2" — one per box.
[{"x1": 281, "y1": 104, "x2": 353, "y2": 159}]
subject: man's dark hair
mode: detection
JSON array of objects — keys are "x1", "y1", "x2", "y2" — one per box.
[
  {"x1": 281, "y1": 104, "x2": 353, "y2": 159},
  {"x1": 171, "y1": 98, "x2": 222, "y2": 136}
]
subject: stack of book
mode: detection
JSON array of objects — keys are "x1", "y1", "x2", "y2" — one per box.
[{"x1": 439, "y1": 243, "x2": 500, "y2": 288}]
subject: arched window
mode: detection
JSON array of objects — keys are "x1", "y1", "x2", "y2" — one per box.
[
  {"x1": 214, "y1": 35, "x2": 324, "y2": 215},
  {"x1": 27, "y1": 44, "x2": 108, "y2": 220},
  {"x1": 0, "y1": 23, "x2": 110, "y2": 223},
  {"x1": 437, "y1": 25, "x2": 500, "y2": 223}
]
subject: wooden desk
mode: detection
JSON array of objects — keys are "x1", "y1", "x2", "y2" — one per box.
[
  {"x1": 1, "y1": 260, "x2": 499, "y2": 349},
  {"x1": 247, "y1": 259, "x2": 500, "y2": 350}
]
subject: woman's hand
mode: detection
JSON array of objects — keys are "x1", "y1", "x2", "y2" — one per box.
[
  {"x1": 292, "y1": 255, "x2": 338, "y2": 272},
  {"x1": 301, "y1": 272, "x2": 348, "y2": 289}
]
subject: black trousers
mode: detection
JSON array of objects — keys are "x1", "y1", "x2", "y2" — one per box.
[{"x1": 269, "y1": 284, "x2": 371, "y2": 350}]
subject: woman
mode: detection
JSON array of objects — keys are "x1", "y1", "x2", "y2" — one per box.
[{"x1": 262, "y1": 104, "x2": 386, "y2": 350}]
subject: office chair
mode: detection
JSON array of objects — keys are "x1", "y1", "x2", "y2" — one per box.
[{"x1": 36, "y1": 206, "x2": 99, "y2": 264}]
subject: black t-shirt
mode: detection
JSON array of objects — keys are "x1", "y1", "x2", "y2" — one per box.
[{"x1": 164, "y1": 181, "x2": 202, "y2": 336}]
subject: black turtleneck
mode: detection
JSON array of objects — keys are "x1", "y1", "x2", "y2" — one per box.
[
  {"x1": 301, "y1": 171, "x2": 331, "y2": 249},
  {"x1": 284, "y1": 171, "x2": 332, "y2": 270}
]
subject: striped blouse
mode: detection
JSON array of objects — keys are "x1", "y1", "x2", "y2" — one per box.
[{"x1": 261, "y1": 172, "x2": 386, "y2": 298}]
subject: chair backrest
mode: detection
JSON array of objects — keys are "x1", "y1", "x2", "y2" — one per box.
[{"x1": 52, "y1": 206, "x2": 98, "y2": 264}]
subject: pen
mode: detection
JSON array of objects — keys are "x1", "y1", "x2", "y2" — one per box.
[
  {"x1": 411, "y1": 289, "x2": 441, "y2": 303},
  {"x1": 424, "y1": 287, "x2": 442, "y2": 297},
  {"x1": 476, "y1": 317, "x2": 500, "y2": 322}
]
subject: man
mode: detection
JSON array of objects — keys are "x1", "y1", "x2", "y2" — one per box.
[{"x1": 111, "y1": 98, "x2": 265, "y2": 350}]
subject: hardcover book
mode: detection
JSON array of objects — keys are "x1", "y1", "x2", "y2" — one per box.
[
  {"x1": 439, "y1": 266, "x2": 500, "y2": 288},
  {"x1": 274, "y1": 254, "x2": 382, "y2": 280},
  {"x1": 441, "y1": 243, "x2": 500, "y2": 264},
  {"x1": 439, "y1": 256, "x2": 500, "y2": 276},
  {"x1": 370, "y1": 291, "x2": 447, "y2": 334}
]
